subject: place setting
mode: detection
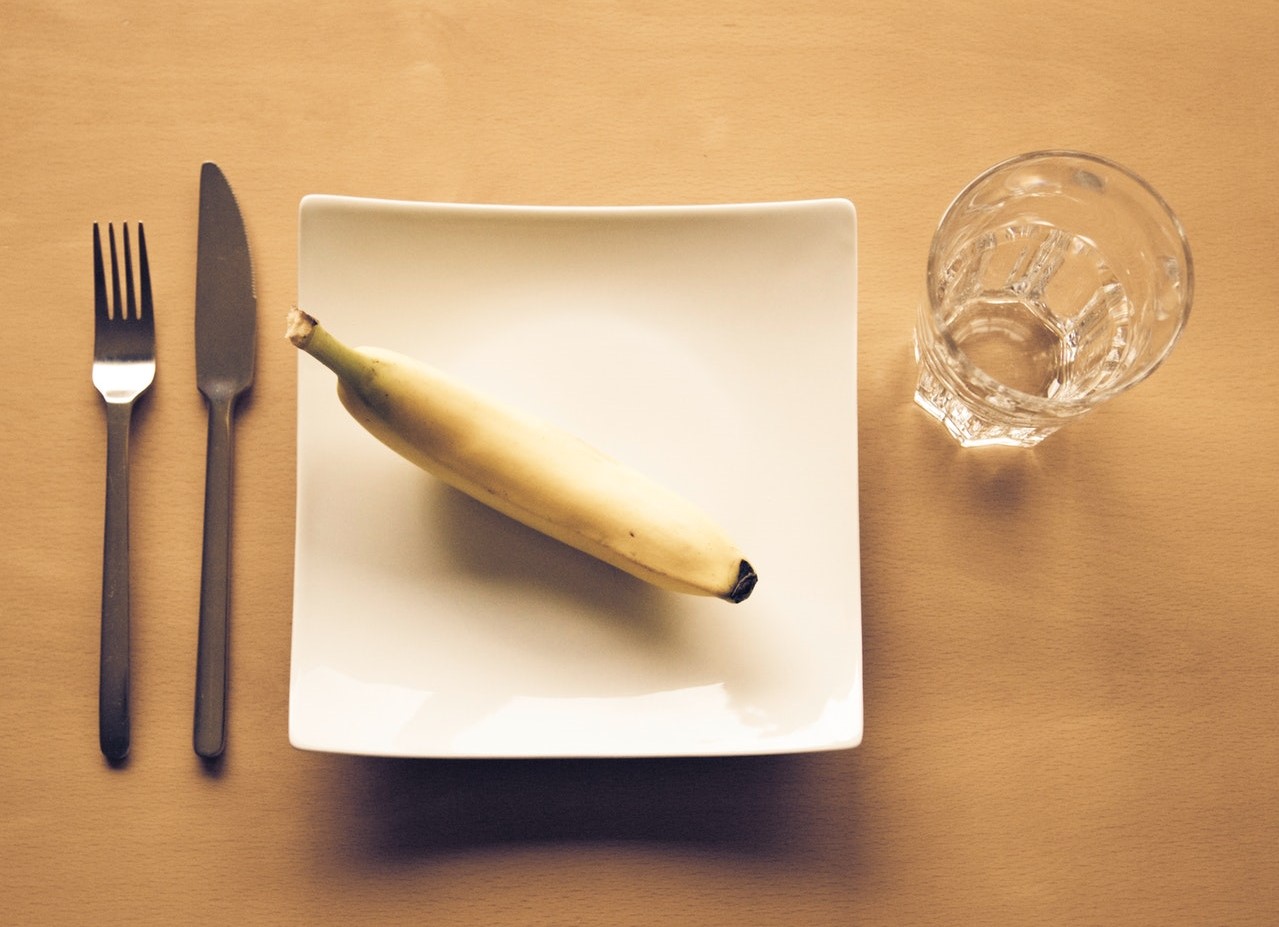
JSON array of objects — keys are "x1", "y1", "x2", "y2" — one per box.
[{"x1": 91, "y1": 150, "x2": 1191, "y2": 767}]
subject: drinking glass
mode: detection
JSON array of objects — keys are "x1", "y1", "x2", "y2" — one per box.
[{"x1": 914, "y1": 151, "x2": 1193, "y2": 447}]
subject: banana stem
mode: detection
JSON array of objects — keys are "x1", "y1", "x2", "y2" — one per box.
[{"x1": 286, "y1": 308, "x2": 369, "y2": 387}]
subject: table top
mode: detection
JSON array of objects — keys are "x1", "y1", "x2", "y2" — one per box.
[{"x1": 3, "y1": 2, "x2": 1277, "y2": 924}]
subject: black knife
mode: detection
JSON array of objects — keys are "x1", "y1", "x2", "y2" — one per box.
[{"x1": 193, "y1": 162, "x2": 255, "y2": 759}]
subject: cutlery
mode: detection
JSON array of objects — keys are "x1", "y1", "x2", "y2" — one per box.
[
  {"x1": 92, "y1": 222, "x2": 155, "y2": 762},
  {"x1": 193, "y1": 163, "x2": 255, "y2": 759}
]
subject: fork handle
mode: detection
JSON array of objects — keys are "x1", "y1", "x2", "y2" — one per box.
[
  {"x1": 100, "y1": 401, "x2": 134, "y2": 761},
  {"x1": 194, "y1": 393, "x2": 237, "y2": 759}
]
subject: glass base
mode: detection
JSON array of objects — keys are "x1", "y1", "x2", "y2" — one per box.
[{"x1": 914, "y1": 365, "x2": 1058, "y2": 448}]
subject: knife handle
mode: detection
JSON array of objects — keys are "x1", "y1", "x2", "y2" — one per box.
[{"x1": 195, "y1": 393, "x2": 236, "y2": 759}]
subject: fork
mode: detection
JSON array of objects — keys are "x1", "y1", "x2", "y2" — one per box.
[{"x1": 92, "y1": 222, "x2": 155, "y2": 762}]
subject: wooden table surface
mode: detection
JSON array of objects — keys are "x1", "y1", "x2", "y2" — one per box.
[{"x1": 4, "y1": 1, "x2": 1277, "y2": 924}]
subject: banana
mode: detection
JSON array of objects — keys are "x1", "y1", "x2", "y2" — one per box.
[{"x1": 287, "y1": 308, "x2": 757, "y2": 603}]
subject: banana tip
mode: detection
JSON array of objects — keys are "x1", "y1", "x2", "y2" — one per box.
[
  {"x1": 286, "y1": 307, "x2": 318, "y2": 347},
  {"x1": 723, "y1": 560, "x2": 757, "y2": 604}
]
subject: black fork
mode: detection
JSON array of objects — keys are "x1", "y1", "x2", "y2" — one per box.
[{"x1": 91, "y1": 222, "x2": 156, "y2": 762}]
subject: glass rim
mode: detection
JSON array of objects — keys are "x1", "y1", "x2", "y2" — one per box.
[{"x1": 925, "y1": 149, "x2": 1195, "y2": 412}]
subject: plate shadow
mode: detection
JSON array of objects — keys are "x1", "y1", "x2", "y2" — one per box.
[{"x1": 324, "y1": 752, "x2": 822, "y2": 864}]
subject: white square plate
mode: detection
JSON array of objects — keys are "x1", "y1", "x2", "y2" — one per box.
[{"x1": 290, "y1": 194, "x2": 860, "y2": 757}]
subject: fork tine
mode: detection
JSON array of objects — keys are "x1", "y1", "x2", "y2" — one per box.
[
  {"x1": 108, "y1": 223, "x2": 122, "y2": 322},
  {"x1": 123, "y1": 222, "x2": 137, "y2": 321},
  {"x1": 93, "y1": 223, "x2": 109, "y2": 325},
  {"x1": 137, "y1": 223, "x2": 153, "y2": 327}
]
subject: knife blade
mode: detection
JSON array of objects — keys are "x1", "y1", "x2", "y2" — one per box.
[{"x1": 193, "y1": 162, "x2": 255, "y2": 759}]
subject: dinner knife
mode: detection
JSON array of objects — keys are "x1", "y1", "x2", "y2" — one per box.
[{"x1": 193, "y1": 162, "x2": 255, "y2": 759}]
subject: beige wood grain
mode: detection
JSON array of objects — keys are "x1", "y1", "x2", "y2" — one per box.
[{"x1": 2, "y1": 1, "x2": 1276, "y2": 924}]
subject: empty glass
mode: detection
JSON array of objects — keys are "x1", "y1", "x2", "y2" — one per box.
[{"x1": 914, "y1": 151, "x2": 1193, "y2": 447}]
